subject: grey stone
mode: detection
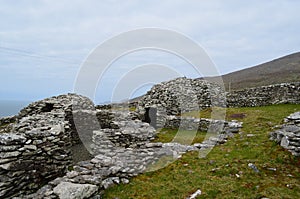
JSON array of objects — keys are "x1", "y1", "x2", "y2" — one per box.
[
  {"x1": 0, "y1": 151, "x2": 21, "y2": 158},
  {"x1": 287, "y1": 112, "x2": 300, "y2": 120},
  {"x1": 53, "y1": 182, "x2": 98, "y2": 199},
  {"x1": 248, "y1": 163, "x2": 260, "y2": 173},
  {"x1": 270, "y1": 111, "x2": 300, "y2": 156}
]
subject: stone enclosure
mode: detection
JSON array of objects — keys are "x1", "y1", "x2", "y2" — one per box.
[{"x1": 0, "y1": 77, "x2": 299, "y2": 198}]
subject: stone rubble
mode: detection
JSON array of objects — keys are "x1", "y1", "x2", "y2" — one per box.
[{"x1": 270, "y1": 111, "x2": 300, "y2": 156}]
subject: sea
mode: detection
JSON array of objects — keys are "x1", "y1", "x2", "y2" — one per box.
[{"x1": 0, "y1": 100, "x2": 32, "y2": 118}]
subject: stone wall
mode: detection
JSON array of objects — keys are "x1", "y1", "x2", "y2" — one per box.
[
  {"x1": 0, "y1": 94, "x2": 95, "y2": 198},
  {"x1": 1, "y1": 77, "x2": 299, "y2": 198},
  {"x1": 270, "y1": 112, "x2": 300, "y2": 156},
  {"x1": 18, "y1": 116, "x2": 242, "y2": 199},
  {"x1": 137, "y1": 77, "x2": 226, "y2": 116},
  {"x1": 162, "y1": 116, "x2": 241, "y2": 134},
  {"x1": 0, "y1": 91, "x2": 244, "y2": 198},
  {"x1": 227, "y1": 82, "x2": 300, "y2": 107},
  {"x1": 0, "y1": 124, "x2": 71, "y2": 197},
  {"x1": 0, "y1": 94, "x2": 162, "y2": 198},
  {"x1": 137, "y1": 78, "x2": 300, "y2": 117}
]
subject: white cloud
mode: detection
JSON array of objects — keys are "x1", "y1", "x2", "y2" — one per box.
[{"x1": 0, "y1": 0, "x2": 300, "y2": 101}]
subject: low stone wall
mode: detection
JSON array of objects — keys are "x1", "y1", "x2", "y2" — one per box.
[
  {"x1": 227, "y1": 82, "x2": 300, "y2": 107},
  {"x1": 137, "y1": 78, "x2": 300, "y2": 117},
  {"x1": 270, "y1": 112, "x2": 300, "y2": 156},
  {"x1": 162, "y1": 116, "x2": 241, "y2": 133}
]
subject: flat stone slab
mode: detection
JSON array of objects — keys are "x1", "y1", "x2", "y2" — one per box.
[
  {"x1": 287, "y1": 112, "x2": 300, "y2": 120},
  {"x1": 53, "y1": 182, "x2": 98, "y2": 199}
]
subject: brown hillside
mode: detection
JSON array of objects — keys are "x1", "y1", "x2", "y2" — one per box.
[{"x1": 220, "y1": 52, "x2": 300, "y2": 91}]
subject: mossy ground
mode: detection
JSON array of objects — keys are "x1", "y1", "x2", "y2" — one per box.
[{"x1": 104, "y1": 104, "x2": 300, "y2": 199}]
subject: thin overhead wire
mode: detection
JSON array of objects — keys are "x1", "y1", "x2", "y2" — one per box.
[{"x1": 0, "y1": 46, "x2": 80, "y2": 65}]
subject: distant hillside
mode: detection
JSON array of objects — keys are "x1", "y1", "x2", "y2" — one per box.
[
  {"x1": 128, "y1": 52, "x2": 300, "y2": 102},
  {"x1": 219, "y1": 52, "x2": 300, "y2": 91}
]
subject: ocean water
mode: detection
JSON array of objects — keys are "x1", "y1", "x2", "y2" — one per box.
[{"x1": 0, "y1": 100, "x2": 31, "y2": 118}]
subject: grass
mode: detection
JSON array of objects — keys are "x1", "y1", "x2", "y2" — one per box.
[
  {"x1": 153, "y1": 128, "x2": 207, "y2": 144},
  {"x1": 103, "y1": 104, "x2": 300, "y2": 199}
]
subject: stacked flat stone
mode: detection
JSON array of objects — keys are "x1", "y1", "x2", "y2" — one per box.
[
  {"x1": 137, "y1": 78, "x2": 300, "y2": 117},
  {"x1": 227, "y1": 82, "x2": 300, "y2": 107},
  {"x1": 270, "y1": 112, "x2": 300, "y2": 156},
  {"x1": 137, "y1": 77, "x2": 226, "y2": 116},
  {"x1": 0, "y1": 94, "x2": 94, "y2": 198}
]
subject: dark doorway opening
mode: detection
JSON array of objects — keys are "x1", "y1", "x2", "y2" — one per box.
[
  {"x1": 41, "y1": 103, "x2": 54, "y2": 112},
  {"x1": 144, "y1": 107, "x2": 157, "y2": 129}
]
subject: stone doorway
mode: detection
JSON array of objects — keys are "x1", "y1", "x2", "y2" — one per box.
[{"x1": 144, "y1": 107, "x2": 157, "y2": 129}]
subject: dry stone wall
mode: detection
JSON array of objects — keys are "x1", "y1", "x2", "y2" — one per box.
[
  {"x1": 227, "y1": 82, "x2": 300, "y2": 107},
  {"x1": 137, "y1": 77, "x2": 226, "y2": 116},
  {"x1": 18, "y1": 116, "x2": 242, "y2": 199},
  {"x1": 137, "y1": 78, "x2": 300, "y2": 117},
  {"x1": 0, "y1": 92, "x2": 243, "y2": 198},
  {"x1": 0, "y1": 93, "x2": 157, "y2": 198},
  {"x1": 270, "y1": 112, "x2": 300, "y2": 156},
  {"x1": 0, "y1": 94, "x2": 95, "y2": 198},
  {"x1": 163, "y1": 116, "x2": 241, "y2": 134},
  {"x1": 2, "y1": 93, "x2": 189, "y2": 198}
]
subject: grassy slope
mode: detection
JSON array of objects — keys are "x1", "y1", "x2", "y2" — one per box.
[
  {"x1": 221, "y1": 52, "x2": 300, "y2": 91},
  {"x1": 104, "y1": 104, "x2": 300, "y2": 199}
]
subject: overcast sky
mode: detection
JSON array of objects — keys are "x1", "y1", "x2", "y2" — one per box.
[{"x1": 1, "y1": 0, "x2": 300, "y2": 103}]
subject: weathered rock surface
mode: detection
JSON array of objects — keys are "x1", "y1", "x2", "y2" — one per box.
[{"x1": 53, "y1": 182, "x2": 98, "y2": 199}]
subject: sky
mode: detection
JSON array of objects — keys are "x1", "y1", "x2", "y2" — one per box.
[{"x1": 1, "y1": 0, "x2": 300, "y2": 104}]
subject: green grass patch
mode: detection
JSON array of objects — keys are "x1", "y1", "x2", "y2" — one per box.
[
  {"x1": 103, "y1": 104, "x2": 300, "y2": 199},
  {"x1": 153, "y1": 128, "x2": 206, "y2": 144}
]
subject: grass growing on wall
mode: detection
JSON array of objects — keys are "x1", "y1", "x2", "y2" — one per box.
[{"x1": 103, "y1": 104, "x2": 300, "y2": 199}]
